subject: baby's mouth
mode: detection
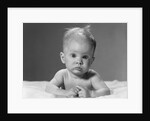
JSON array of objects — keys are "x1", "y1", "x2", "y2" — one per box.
[{"x1": 74, "y1": 67, "x2": 82, "y2": 71}]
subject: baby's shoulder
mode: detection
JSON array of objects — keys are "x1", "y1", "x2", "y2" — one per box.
[
  {"x1": 57, "y1": 69, "x2": 67, "y2": 73},
  {"x1": 88, "y1": 69, "x2": 99, "y2": 75},
  {"x1": 55, "y1": 69, "x2": 67, "y2": 76},
  {"x1": 87, "y1": 69, "x2": 101, "y2": 79},
  {"x1": 55, "y1": 69, "x2": 67, "y2": 78}
]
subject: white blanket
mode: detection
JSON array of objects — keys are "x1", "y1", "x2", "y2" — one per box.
[{"x1": 22, "y1": 80, "x2": 127, "y2": 98}]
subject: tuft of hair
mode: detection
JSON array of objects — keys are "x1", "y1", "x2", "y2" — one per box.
[{"x1": 63, "y1": 25, "x2": 96, "y2": 53}]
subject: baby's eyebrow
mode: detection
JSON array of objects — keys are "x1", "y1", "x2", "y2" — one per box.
[
  {"x1": 70, "y1": 51, "x2": 91, "y2": 56},
  {"x1": 82, "y1": 53, "x2": 90, "y2": 56},
  {"x1": 70, "y1": 52, "x2": 76, "y2": 54},
  {"x1": 82, "y1": 55, "x2": 89, "y2": 57}
]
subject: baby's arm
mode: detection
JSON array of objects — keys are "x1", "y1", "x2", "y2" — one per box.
[
  {"x1": 90, "y1": 73, "x2": 110, "y2": 98},
  {"x1": 45, "y1": 70, "x2": 77, "y2": 98},
  {"x1": 45, "y1": 83, "x2": 77, "y2": 98}
]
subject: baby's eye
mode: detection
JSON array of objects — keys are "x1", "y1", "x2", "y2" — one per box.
[
  {"x1": 82, "y1": 55, "x2": 89, "y2": 59},
  {"x1": 71, "y1": 53, "x2": 76, "y2": 58}
]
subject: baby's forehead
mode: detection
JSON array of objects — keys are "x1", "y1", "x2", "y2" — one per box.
[
  {"x1": 64, "y1": 40, "x2": 94, "y2": 54},
  {"x1": 65, "y1": 38, "x2": 93, "y2": 50},
  {"x1": 69, "y1": 37, "x2": 89, "y2": 44}
]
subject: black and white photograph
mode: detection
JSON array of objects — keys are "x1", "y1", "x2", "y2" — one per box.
[
  {"x1": 23, "y1": 23, "x2": 127, "y2": 98},
  {"x1": 8, "y1": 8, "x2": 142, "y2": 113}
]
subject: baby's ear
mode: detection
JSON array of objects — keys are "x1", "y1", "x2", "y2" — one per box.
[
  {"x1": 91, "y1": 57, "x2": 95, "y2": 64},
  {"x1": 60, "y1": 52, "x2": 65, "y2": 64}
]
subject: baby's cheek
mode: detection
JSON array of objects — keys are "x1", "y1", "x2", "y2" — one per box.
[
  {"x1": 83, "y1": 62, "x2": 90, "y2": 71},
  {"x1": 86, "y1": 60, "x2": 92, "y2": 66}
]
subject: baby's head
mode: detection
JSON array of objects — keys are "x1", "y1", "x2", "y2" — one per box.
[
  {"x1": 60, "y1": 25, "x2": 96, "y2": 77},
  {"x1": 63, "y1": 25, "x2": 96, "y2": 55}
]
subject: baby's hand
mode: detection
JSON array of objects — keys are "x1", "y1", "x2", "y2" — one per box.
[
  {"x1": 76, "y1": 86, "x2": 91, "y2": 98},
  {"x1": 66, "y1": 88, "x2": 78, "y2": 98}
]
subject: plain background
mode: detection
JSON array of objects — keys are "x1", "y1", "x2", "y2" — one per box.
[{"x1": 23, "y1": 23, "x2": 127, "y2": 81}]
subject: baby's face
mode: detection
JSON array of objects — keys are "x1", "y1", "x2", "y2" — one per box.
[{"x1": 61, "y1": 39, "x2": 94, "y2": 77}]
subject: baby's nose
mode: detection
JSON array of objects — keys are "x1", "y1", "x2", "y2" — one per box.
[{"x1": 76, "y1": 58, "x2": 83, "y2": 65}]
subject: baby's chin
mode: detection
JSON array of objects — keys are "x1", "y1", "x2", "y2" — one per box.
[{"x1": 71, "y1": 69, "x2": 87, "y2": 77}]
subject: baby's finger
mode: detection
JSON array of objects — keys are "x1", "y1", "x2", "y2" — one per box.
[
  {"x1": 72, "y1": 87, "x2": 78, "y2": 93},
  {"x1": 78, "y1": 92, "x2": 84, "y2": 98},
  {"x1": 78, "y1": 91, "x2": 83, "y2": 95},
  {"x1": 75, "y1": 87, "x2": 80, "y2": 92},
  {"x1": 74, "y1": 88, "x2": 79, "y2": 93},
  {"x1": 76, "y1": 85, "x2": 84, "y2": 91}
]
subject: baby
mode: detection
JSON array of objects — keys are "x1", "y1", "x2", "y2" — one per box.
[{"x1": 45, "y1": 25, "x2": 110, "y2": 98}]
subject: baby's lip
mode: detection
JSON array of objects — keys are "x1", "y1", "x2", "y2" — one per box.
[{"x1": 74, "y1": 67, "x2": 82, "y2": 71}]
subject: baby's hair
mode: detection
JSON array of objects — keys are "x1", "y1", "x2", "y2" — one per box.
[{"x1": 63, "y1": 25, "x2": 96, "y2": 54}]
